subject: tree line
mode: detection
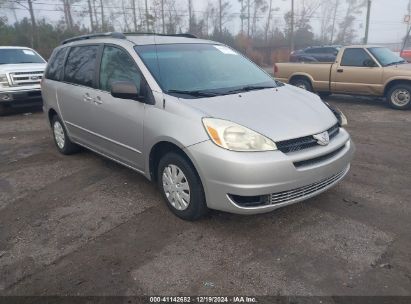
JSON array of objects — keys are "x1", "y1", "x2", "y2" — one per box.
[{"x1": 0, "y1": 0, "x2": 370, "y2": 64}]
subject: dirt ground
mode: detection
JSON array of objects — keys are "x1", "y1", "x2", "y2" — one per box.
[{"x1": 0, "y1": 96, "x2": 410, "y2": 296}]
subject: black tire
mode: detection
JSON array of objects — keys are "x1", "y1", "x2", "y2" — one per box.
[
  {"x1": 386, "y1": 84, "x2": 411, "y2": 110},
  {"x1": 0, "y1": 104, "x2": 9, "y2": 116},
  {"x1": 318, "y1": 92, "x2": 331, "y2": 99},
  {"x1": 51, "y1": 115, "x2": 80, "y2": 155},
  {"x1": 157, "y1": 152, "x2": 208, "y2": 221},
  {"x1": 290, "y1": 77, "x2": 313, "y2": 92}
]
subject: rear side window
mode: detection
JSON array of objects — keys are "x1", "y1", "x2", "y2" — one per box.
[
  {"x1": 341, "y1": 49, "x2": 374, "y2": 67},
  {"x1": 64, "y1": 45, "x2": 99, "y2": 87},
  {"x1": 45, "y1": 48, "x2": 67, "y2": 81}
]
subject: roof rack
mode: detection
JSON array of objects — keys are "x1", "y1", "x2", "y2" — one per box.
[
  {"x1": 61, "y1": 32, "x2": 126, "y2": 45},
  {"x1": 123, "y1": 32, "x2": 198, "y2": 39}
]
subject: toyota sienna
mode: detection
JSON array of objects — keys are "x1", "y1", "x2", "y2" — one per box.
[{"x1": 42, "y1": 32, "x2": 355, "y2": 220}]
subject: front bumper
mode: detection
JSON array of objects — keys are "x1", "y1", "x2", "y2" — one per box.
[
  {"x1": 0, "y1": 89, "x2": 42, "y2": 107},
  {"x1": 186, "y1": 128, "x2": 355, "y2": 214}
]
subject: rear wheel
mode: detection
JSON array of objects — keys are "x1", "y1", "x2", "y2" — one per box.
[
  {"x1": 51, "y1": 115, "x2": 81, "y2": 155},
  {"x1": 157, "y1": 152, "x2": 208, "y2": 221},
  {"x1": 0, "y1": 104, "x2": 9, "y2": 116},
  {"x1": 290, "y1": 78, "x2": 313, "y2": 92},
  {"x1": 386, "y1": 84, "x2": 411, "y2": 110}
]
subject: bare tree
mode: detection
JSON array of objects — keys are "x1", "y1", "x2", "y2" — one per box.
[
  {"x1": 251, "y1": 0, "x2": 267, "y2": 37},
  {"x1": 216, "y1": 0, "x2": 231, "y2": 34},
  {"x1": 319, "y1": 0, "x2": 336, "y2": 43},
  {"x1": 131, "y1": 0, "x2": 138, "y2": 32},
  {"x1": 13, "y1": 0, "x2": 38, "y2": 47},
  {"x1": 87, "y1": 0, "x2": 96, "y2": 31},
  {"x1": 61, "y1": 0, "x2": 74, "y2": 30},
  {"x1": 329, "y1": 0, "x2": 340, "y2": 43},
  {"x1": 264, "y1": 0, "x2": 279, "y2": 42},
  {"x1": 336, "y1": 0, "x2": 367, "y2": 44},
  {"x1": 238, "y1": 0, "x2": 245, "y2": 34},
  {"x1": 99, "y1": 0, "x2": 105, "y2": 31}
]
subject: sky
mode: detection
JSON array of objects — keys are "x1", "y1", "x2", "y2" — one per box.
[{"x1": 3, "y1": 0, "x2": 410, "y2": 44}]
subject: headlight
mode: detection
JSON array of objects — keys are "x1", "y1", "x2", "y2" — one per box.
[
  {"x1": 202, "y1": 118, "x2": 277, "y2": 151},
  {"x1": 325, "y1": 102, "x2": 347, "y2": 126},
  {"x1": 0, "y1": 74, "x2": 10, "y2": 87}
]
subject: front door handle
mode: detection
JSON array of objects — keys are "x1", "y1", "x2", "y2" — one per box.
[
  {"x1": 337, "y1": 68, "x2": 344, "y2": 73},
  {"x1": 83, "y1": 93, "x2": 93, "y2": 102}
]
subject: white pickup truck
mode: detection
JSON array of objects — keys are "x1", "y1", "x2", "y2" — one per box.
[{"x1": 0, "y1": 46, "x2": 46, "y2": 115}]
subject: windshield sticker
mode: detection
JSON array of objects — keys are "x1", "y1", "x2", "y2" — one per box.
[
  {"x1": 214, "y1": 45, "x2": 238, "y2": 55},
  {"x1": 23, "y1": 50, "x2": 35, "y2": 55}
]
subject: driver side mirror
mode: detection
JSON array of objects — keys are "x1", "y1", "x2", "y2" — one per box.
[
  {"x1": 363, "y1": 59, "x2": 377, "y2": 67},
  {"x1": 111, "y1": 81, "x2": 141, "y2": 100}
]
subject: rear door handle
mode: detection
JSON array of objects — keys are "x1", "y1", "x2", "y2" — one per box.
[{"x1": 337, "y1": 68, "x2": 344, "y2": 73}]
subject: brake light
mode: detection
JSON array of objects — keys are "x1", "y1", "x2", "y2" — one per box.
[{"x1": 274, "y1": 63, "x2": 278, "y2": 74}]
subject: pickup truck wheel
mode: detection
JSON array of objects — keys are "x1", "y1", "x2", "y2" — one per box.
[
  {"x1": 290, "y1": 78, "x2": 313, "y2": 92},
  {"x1": 51, "y1": 115, "x2": 81, "y2": 155},
  {"x1": 158, "y1": 152, "x2": 208, "y2": 221},
  {"x1": 387, "y1": 84, "x2": 411, "y2": 110}
]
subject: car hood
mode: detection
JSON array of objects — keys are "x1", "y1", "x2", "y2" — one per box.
[
  {"x1": 0, "y1": 63, "x2": 46, "y2": 73},
  {"x1": 179, "y1": 85, "x2": 337, "y2": 142}
]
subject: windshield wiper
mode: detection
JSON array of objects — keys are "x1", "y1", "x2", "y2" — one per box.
[
  {"x1": 225, "y1": 85, "x2": 276, "y2": 94},
  {"x1": 167, "y1": 89, "x2": 221, "y2": 97},
  {"x1": 385, "y1": 60, "x2": 406, "y2": 66}
]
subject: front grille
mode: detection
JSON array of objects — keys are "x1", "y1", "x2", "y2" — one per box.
[
  {"x1": 10, "y1": 71, "x2": 43, "y2": 86},
  {"x1": 276, "y1": 123, "x2": 340, "y2": 153},
  {"x1": 269, "y1": 167, "x2": 348, "y2": 205}
]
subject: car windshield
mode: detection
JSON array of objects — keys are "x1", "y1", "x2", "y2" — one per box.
[
  {"x1": 0, "y1": 49, "x2": 45, "y2": 64},
  {"x1": 134, "y1": 43, "x2": 276, "y2": 98},
  {"x1": 368, "y1": 47, "x2": 406, "y2": 66}
]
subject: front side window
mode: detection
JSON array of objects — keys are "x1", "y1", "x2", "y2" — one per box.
[
  {"x1": 341, "y1": 48, "x2": 375, "y2": 67},
  {"x1": 46, "y1": 47, "x2": 67, "y2": 81},
  {"x1": 0, "y1": 48, "x2": 45, "y2": 64},
  {"x1": 64, "y1": 45, "x2": 99, "y2": 87},
  {"x1": 99, "y1": 46, "x2": 143, "y2": 93},
  {"x1": 134, "y1": 44, "x2": 276, "y2": 98}
]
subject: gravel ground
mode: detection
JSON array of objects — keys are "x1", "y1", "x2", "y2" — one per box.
[{"x1": 0, "y1": 96, "x2": 410, "y2": 296}]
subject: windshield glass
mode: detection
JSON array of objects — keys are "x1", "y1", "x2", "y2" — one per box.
[
  {"x1": 368, "y1": 47, "x2": 405, "y2": 66},
  {"x1": 134, "y1": 44, "x2": 276, "y2": 97},
  {"x1": 0, "y1": 49, "x2": 45, "y2": 64}
]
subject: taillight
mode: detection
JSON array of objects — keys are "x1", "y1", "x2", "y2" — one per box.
[{"x1": 274, "y1": 63, "x2": 278, "y2": 74}]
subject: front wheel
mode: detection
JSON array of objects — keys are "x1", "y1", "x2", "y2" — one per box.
[
  {"x1": 158, "y1": 152, "x2": 208, "y2": 221},
  {"x1": 386, "y1": 84, "x2": 411, "y2": 110},
  {"x1": 290, "y1": 78, "x2": 313, "y2": 92}
]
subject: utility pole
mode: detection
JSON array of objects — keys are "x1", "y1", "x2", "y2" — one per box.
[
  {"x1": 364, "y1": 0, "x2": 372, "y2": 44},
  {"x1": 290, "y1": 0, "x2": 294, "y2": 52}
]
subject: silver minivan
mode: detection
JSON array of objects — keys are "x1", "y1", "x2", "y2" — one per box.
[{"x1": 42, "y1": 32, "x2": 354, "y2": 220}]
